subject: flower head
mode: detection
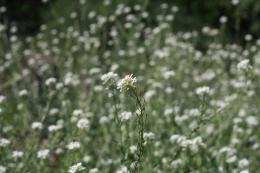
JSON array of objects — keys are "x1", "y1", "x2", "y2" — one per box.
[
  {"x1": 12, "y1": 150, "x2": 24, "y2": 160},
  {"x1": 116, "y1": 166, "x2": 129, "y2": 173},
  {"x1": 68, "y1": 162, "x2": 85, "y2": 173},
  {"x1": 119, "y1": 111, "x2": 133, "y2": 122},
  {"x1": 237, "y1": 59, "x2": 252, "y2": 71},
  {"x1": 66, "y1": 141, "x2": 81, "y2": 150},
  {"x1": 37, "y1": 149, "x2": 49, "y2": 159},
  {"x1": 0, "y1": 166, "x2": 6, "y2": 173},
  {"x1": 77, "y1": 118, "x2": 89, "y2": 129},
  {"x1": 101, "y1": 72, "x2": 118, "y2": 84},
  {"x1": 117, "y1": 74, "x2": 136, "y2": 92},
  {"x1": 195, "y1": 86, "x2": 211, "y2": 95}
]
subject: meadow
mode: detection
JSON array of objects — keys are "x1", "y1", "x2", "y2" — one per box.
[{"x1": 0, "y1": 1, "x2": 259, "y2": 173}]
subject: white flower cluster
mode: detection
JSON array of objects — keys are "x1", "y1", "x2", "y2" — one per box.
[
  {"x1": 77, "y1": 118, "x2": 90, "y2": 129},
  {"x1": 66, "y1": 141, "x2": 81, "y2": 150},
  {"x1": 37, "y1": 149, "x2": 50, "y2": 159},
  {"x1": 195, "y1": 86, "x2": 211, "y2": 95},
  {"x1": 45, "y1": 77, "x2": 56, "y2": 86},
  {"x1": 0, "y1": 166, "x2": 6, "y2": 173},
  {"x1": 116, "y1": 166, "x2": 129, "y2": 173},
  {"x1": 64, "y1": 72, "x2": 80, "y2": 86},
  {"x1": 101, "y1": 72, "x2": 118, "y2": 84},
  {"x1": 48, "y1": 120, "x2": 64, "y2": 132},
  {"x1": 119, "y1": 111, "x2": 133, "y2": 122},
  {"x1": 170, "y1": 135, "x2": 205, "y2": 152},
  {"x1": 19, "y1": 89, "x2": 28, "y2": 97},
  {"x1": 143, "y1": 132, "x2": 155, "y2": 141},
  {"x1": 237, "y1": 59, "x2": 252, "y2": 71},
  {"x1": 68, "y1": 162, "x2": 85, "y2": 173},
  {"x1": 117, "y1": 74, "x2": 136, "y2": 92},
  {"x1": 31, "y1": 122, "x2": 43, "y2": 130},
  {"x1": 0, "y1": 138, "x2": 11, "y2": 147},
  {"x1": 12, "y1": 150, "x2": 24, "y2": 160}
]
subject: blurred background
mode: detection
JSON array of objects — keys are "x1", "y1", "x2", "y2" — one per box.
[{"x1": 1, "y1": 0, "x2": 260, "y2": 43}]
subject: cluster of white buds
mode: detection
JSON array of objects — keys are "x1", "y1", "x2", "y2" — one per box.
[
  {"x1": 237, "y1": 59, "x2": 252, "y2": 71},
  {"x1": 37, "y1": 149, "x2": 50, "y2": 159},
  {"x1": 195, "y1": 86, "x2": 211, "y2": 96},
  {"x1": 117, "y1": 74, "x2": 136, "y2": 92},
  {"x1": 101, "y1": 72, "x2": 118, "y2": 84},
  {"x1": 68, "y1": 162, "x2": 85, "y2": 173}
]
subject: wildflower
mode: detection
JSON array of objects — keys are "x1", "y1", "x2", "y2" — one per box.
[
  {"x1": 55, "y1": 148, "x2": 64, "y2": 154},
  {"x1": 19, "y1": 89, "x2": 28, "y2": 97},
  {"x1": 144, "y1": 90, "x2": 156, "y2": 101},
  {"x1": 67, "y1": 141, "x2": 81, "y2": 150},
  {"x1": 231, "y1": 0, "x2": 239, "y2": 6},
  {"x1": 245, "y1": 34, "x2": 253, "y2": 41},
  {"x1": 117, "y1": 74, "x2": 136, "y2": 92},
  {"x1": 68, "y1": 162, "x2": 85, "y2": 173},
  {"x1": 119, "y1": 111, "x2": 133, "y2": 122},
  {"x1": 48, "y1": 124, "x2": 63, "y2": 132},
  {"x1": 0, "y1": 166, "x2": 6, "y2": 173},
  {"x1": 49, "y1": 108, "x2": 59, "y2": 116},
  {"x1": 37, "y1": 149, "x2": 50, "y2": 159},
  {"x1": 195, "y1": 86, "x2": 211, "y2": 95},
  {"x1": 89, "y1": 68, "x2": 101, "y2": 75},
  {"x1": 239, "y1": 158, "x2": 249, "y2": 168},
  {"x1": 89, "y1": 168, "x2": 99, "y2": 173},
  {"x1": 77, "y1": 118, "x2": 90, "y2": 129},
  {"x1": 99, "y1": 116, "x2": 111, "y2": 124},
  {"x1": 12, "y1": 150, "x2": 24, "y2": 160},
  {"x1": 163, "y1": 70, "x2": 175, "y2": 79},
  {"x1": 220, "y1": 16, "x2": 228, "y2": 24},
  {"x1": 116, "y1": 166, "x2": 129, "y2": 173},
  {"x1": 143, "y1": 132, "x2": 155, "y2": 141},
  {"x1": 83, "y1": 155, "x2": 92, "y2": 163},
  {"x1": 164, "y1": 108, "x2": 174, "y2": 116},
  {"x1": 226, "y1": 155, "x2": 237, "y2": 163},
  {"x1": 0, "y1": 138, "x2": 11, "y2": 147},
  {"x1": 31, "y1": 122, "x2": 43, "y2": 130},
  {"x1": 45, "y1": 77, "x2": 56, "y2": 86},
  {"x1": 101, "y1": 72, "x2": 118, "y2": 84},
  {"x1": 0, "y1": 6, "x2": 6, "y2": 13},
  {"x1": 129, "y1": 145, "x2": 137, "y2": 154},
  {"x1": 171, "y1": 159, "x2": 182, "y2": 168},
  {"x1": 246, "y1": 116, "x2": 258, "y2": 127},
  {"x1": 240, "y1": 169, "x2": 249, "y2": 173},
  {"x1": 237, "y1": 59, "x2": 252, "y2": 71},
  {"x1": 72, "y1": 109, "x2": 84, "y2": 116},
  {"x1": 64, "y1": 72, "x2": 80, "y2": 86},
  {"x1": 0, "y1": 95, "x2": 6, "y2": 103}
]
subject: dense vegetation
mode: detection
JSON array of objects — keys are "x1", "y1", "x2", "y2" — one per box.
[
  {"x1": 0, "y1": 1, "x2": 259, "y2": 173},
  {"x1": 2, "y1": 0, "x2": 260, "y2": 42}
]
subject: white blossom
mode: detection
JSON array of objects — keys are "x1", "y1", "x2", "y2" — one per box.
[
  {"x1": 119, "y1": 111, "x2": 133, "y2": 122},
  {"x1": 237, "y1": 59, "x2": 252, "y2": 71},
  {"x1": 101, "y1": 72, "x2": 118, "y2": 84},
  {"x1": 45, "y1": 77, "x2": 56, "y2": 86},
  {"x1": 117, "y1": 74, "x2": 136, "y2": 92},
  {"x1": 116, "y1": 166, "x2": 129, "y2": 173},
  {"x1": 0, "y1": 166, "x2": 6, "y2": 173},
  {"x1": 67, "y1": 141, "x2": 81, "y2": 150},
  {"x1": 31, "y1": 122, "x2": 43, "y2": 130},
  {"x1": 195, "y1": 86, "x2": 211, "y2": 95},
  {"x1": 37, "y1": 149, "x2": 50, "y2": 159},
  {"x1": 68, "y1": 162, "x2": 85, "y2": 173},
  {"x1": 77, "y1": 118, "x2": 90, "y2": 129},
  {"x1": 0, "y1": 138, "x2": 11, "y2": 147}
]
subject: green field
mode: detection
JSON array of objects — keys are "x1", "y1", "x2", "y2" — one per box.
[{"x1": 0, "y1": 1, "x2": 259, "y2": 173}]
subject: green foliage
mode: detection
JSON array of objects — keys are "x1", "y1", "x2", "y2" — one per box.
[{"x1": 0, "y1": 1, "x2": 259, "y2": 173}]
